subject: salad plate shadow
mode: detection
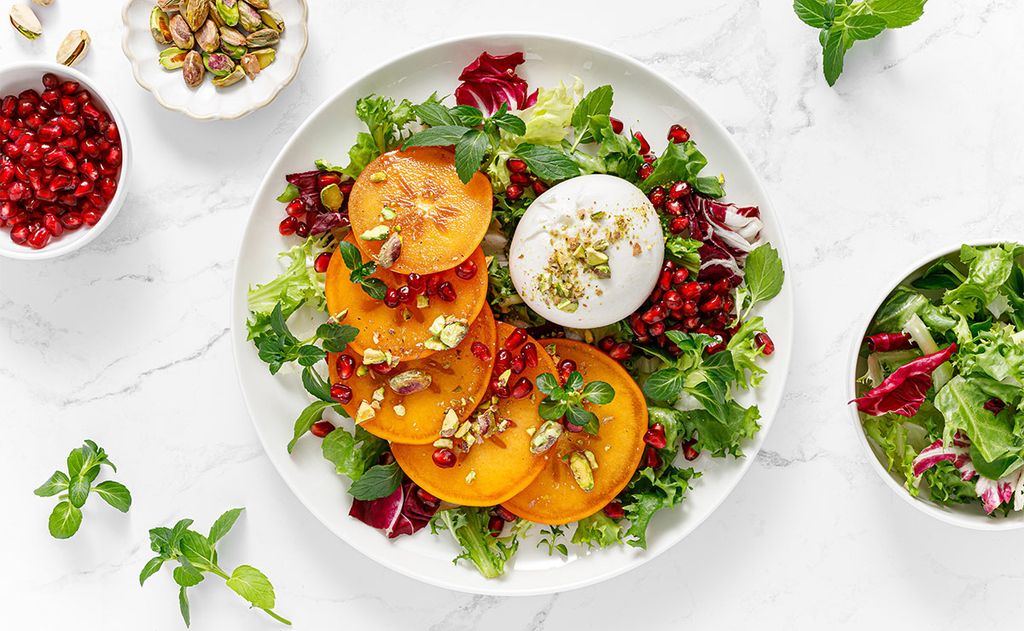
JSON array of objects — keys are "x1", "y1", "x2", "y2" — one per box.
[{"x1": 232, "y1": 33, "x2": 795, "y2": 595}]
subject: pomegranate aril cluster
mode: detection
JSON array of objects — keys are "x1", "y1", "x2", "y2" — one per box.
[
  {"x1": 1, "y1": 73, "x2": 122, "y2": 249},
  {"x1": 502, "y1": 158, "x2": 547, "y2": 201},
  {"x1": 380, "y1": 260, "x2": 476, "y2": 310},
  {"x1": 488, "y1": 328, "x2": 535, "y2": 400}
]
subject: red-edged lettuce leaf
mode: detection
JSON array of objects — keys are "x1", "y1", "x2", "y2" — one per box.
[
  {"x1": 852, "y1": 344, "x2": 957, "y2": 417},
  {"x1": 349, "y1": 480, "x2": 438, "y2": 538},
  {"x1": 865, "y1": 332, "x2": 915, "y2": 352},
  {"x1": 454, "y1": 52, "x2": 537, "y2": 115}
]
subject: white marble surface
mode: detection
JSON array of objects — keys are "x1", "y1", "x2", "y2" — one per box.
[{"x1": 2, "y1": 1, "x2": 1022, "y2": 629}]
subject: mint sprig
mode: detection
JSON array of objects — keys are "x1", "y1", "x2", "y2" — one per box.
[
  {"x1": 34, "y1": 440, "x2": 131, "y2": 539},
  {"x1": 141, "y1": 508, "x2": 291, "y2": 627},
  {"x1": 251, "y1": 301, "x2": 358, "y2": 374},
  {"x1": 794, "y1": 0, "x2": 927, "y2": 86},
  {"x1": 536, "y1": 371, "x2": 615, "y2": 435}
]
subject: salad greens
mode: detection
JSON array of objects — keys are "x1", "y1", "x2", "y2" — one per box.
[
  {"x1": 855, "y1": 243, "x2": 1024, "y2": 515},
  {"x1": 793, "y1": 0, "x2": 928, "y2": 86},
  {"x1": 141, "y1": 508, "x2": 290, "y2": 627},
  {"x1": 34, "y1": 440, "x2": 131, "y2": 539}
]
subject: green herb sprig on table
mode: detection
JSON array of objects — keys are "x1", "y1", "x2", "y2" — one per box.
[
  {"x1": 536, "y1": 371, "x2": 615, "y2": 435},
  {"x1": 34, "y1": 440, "x2": 131, "y2": 539},
  {"x1": 140, "y1": 508, "x2": 291, "y2": 628},
  {"x1": 794, "y1": 0, "x2": 928, "y2": 86}
]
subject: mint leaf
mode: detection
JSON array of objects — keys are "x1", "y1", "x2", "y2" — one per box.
[
  {"x1": 640, "y1": 141, "x2": 709, "y2": 192},
  {"x1": 66, "y1": 475, "x2": 89, "y2": 508},
  {"x1": 173, "y1": 564, "x2": 204, "y2": 587},
  {"x1": 455, "y1": 129, "x2": 489, "y2": 183},
  {"x1": 564, "y1": 371, "x2": 584, "y2": 393},
  {"x1": 180, "y1": 531, "x2": 217, "y2": 572},
  {"x1": 491, "y1": 111, "x2": 526, "y2": 136},
  {"x1": 288, "y1": 400, "x2": 340, "y2": 453},
  {"x1": 865, "y1": 0, "x2": 926, "y2": 28},
  {"x1": 322, "y1": 426, "x2": 388, "y2": 481},
  {"x1": 139, "y1": 557, "x2": 164, "y2": 586},
  {"x1": 793, "y1": 0, "x2": 829, "y2": 27},
  {"x1": 413, "y1": 101, "x2": 458, "y2": 127},
  {"x1": 226, "y1": 565, "x2": 277, "y2": 610},
  {"x1": 34, "y1": 471, "x2": 69, "y2": 497},
  {"x1": 538, "y1": 397, "x2": 569, "y2": 420},
  {"x1": 822, "y1": 24, "x2": 848, "y2": 86},
  {"x1": 450, "y1": 105, "x2": 484, "y2": 127},
  {"x1": 316, "y1": 322, "x2": 358, "y2": 353},
  {"x1": 48, "y1": 501, "x2": 82, "y2": 539},
  {"x1": 208, "y1": 508, "x2": 244, "y2": 545},
  {"x1": 93, "y1": 480, "x2": 132, "y2": 512},
  {"x1": 511, "y1": 143, "x2": 580, "y2": 181},
  {"x1": 403, "y1": 125, "x2": 471, "y2": 148},
  {"x1": 39, "y1": 440, "x2": 130, "y2": 538},
  {"x1": 845, "y1": 14, "x2": 887, "y2": 40},
  {"x1": 179, "y1": 586, "x2": 190, "y2": 627},
  {"x1": 692, "y1": 175, "x2": 725, "y2": 198},
  {"x1": 348, "y1": 462, "x2": 403, "y2": 500},
  {"x1": 571, "y1": 85, "x2": 614, "y2": 143},
  {"x1": 739, "y1": 243, "x2": 785, "y2": 315}
]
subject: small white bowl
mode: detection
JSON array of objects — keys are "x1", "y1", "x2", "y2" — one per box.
[
  {"x1": 121, "y1": 0, "x2": 308, "y2": 120},
  {"x1": 0, "y1": 61, "x2": 132, "y2": 261},
  {"x1": 846, "y1": 241, "x2": 1024, "y2": 530}
]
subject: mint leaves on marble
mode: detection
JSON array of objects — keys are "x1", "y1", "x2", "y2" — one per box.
[
  {"x1": 140, "y1": 508, "x2": 291, "y2": 627},
  {"x1": 793, "y1": 0, "x2": 928, "y2": 85},
  {"x1": 34, "y1": 439, "x2": 131, "y2": 539}
]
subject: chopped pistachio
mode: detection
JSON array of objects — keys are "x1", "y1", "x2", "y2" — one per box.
[
  {"x1": 354, "y1": 401, "x2": 376, "y2": 424},
  {"x1": 529, "y1": 420, "x2": 563, "y2": 455},
  {"x1": 593, "y1": 264, "x2": 611, "y2": 279},
  {"x1": 362, "y1": 349, "x2": 387, "y2": 365},
  {"x1": 320, "y1": 184, "x2": 343, "y2": 211},
  {"x1": 402, "y1": 308, "x2": 412, "y2": 321},
  {"x1": 464, "y1": 470, "x2": 477, "y2": 484},
  {"x1": 371, "y1": 387, "x2": 385, "y2": 403},
  {"x1": 497, "y1": 369, "x2": 512, "y2": 388},
  {"x1": 454, "y1": 421, "x2": 472, "y2": 439},
  {"x1": 359, "y1": 225, "x2": 389, "y2": 241},
  {"x1": 440, "y1": 409, "x2": 460, "y2": 437},
  {"x1": 416, "y1": 294, "x2": 429, "y2": 309},
  {"x1": 584, "y1": 450, "x2": 599, "y2": 470},
  {"x1": 592, "y1": 239, "x2": 609, "y2": 251},
  {"x1": 369, "y1": 172, "x2": 387, "y2": 183},
  {"x1": 557, "y1": 299, "x2": 579, "y2": 313},
  {"x1": 380, "y1": 207, "x2": 396, "y2": 220},
  {"x1": 568, "y1": 451, "x2": 595, "y2": 492},
  {"x1": 591, "y1": 211, "x2": 607, "y2": 220},
  {"x1": 585, "y1": 247, "x2": 608, "y2": 266},
  {"x1": 393, "y1": 404, "x2": 406, "y2": 417},
  {"x1": 572, "y1": 244, "x2": 586, "y2": 259},
  {"x1": 356, "y1": 365, "x2": 369, "y2": 377},
  {"x1": 432, "y1": 438, "x2": 453, "y2": 449}
]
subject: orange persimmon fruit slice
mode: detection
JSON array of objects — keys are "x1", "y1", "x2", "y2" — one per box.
[
  {"x1": 324, "y1": 234, "x2": 487, "y2": 361},
  {"x1": 347, "y1": 146, "x2": 492, "y2": 275},
  {"x1": 391, "y1": 323, "x2": 556, "y2": 506},
  {"x1": 503, "y1": 338, "x2": 647, "y2": 525},
  {"x1": 328, "y1": 304, "x2": 497, "y2": 445}
]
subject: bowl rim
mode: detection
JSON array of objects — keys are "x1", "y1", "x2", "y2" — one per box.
[
  {"x1": 0, "y1": 60, "x2": 132, "y2": 261},
  {"x1": 844, "y1": 239, "x2": 1024, "y2": 531},
  {"x1": 119, "y1": 0, "x2": 310, "y2": 121},
  {"x1": 229, "y1": 30, "x2": 797, "y2": 594}
]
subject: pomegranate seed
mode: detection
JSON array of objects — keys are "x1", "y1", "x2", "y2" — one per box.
[
  {"x1": 330, "y1": 383, "x2": 353, "y2": 404},
  {"x1": 557, "y1": 359, "x2": 577, "y2": 385},
  {"x1": 437, "y1": 281, "x2": 457, "y2": 302},
  {"x1": 369, "y1": 362, "x2": 394, "y2": 376},
  {"x1": 633, "y1": 131, "x2": 650, "y2": 154},
  {"x1": 406, "y1": 273, "x2": 425, "y2": 294},
  {"x1": 488, "y1": 515, "x2": 504, "y2": 537},
  {"x1": 82, "y1": 209, "x2": 102, "y2": 226},
  {"x1": 432, "y1": 448, "x2": 456, "y2": 469},
  {"x1": 10, "y1": 222, "x2": 29, "y2": 244},
  {"x1": 41, "y1": 73, "x2": 59, "y2": 90},
  {"x1": 505, "y1": 184, "x2": 523, "y2": 200},
  {"x1": 335, "y1": 354, "x2": 356, "y2": 379},
  {"x1": 609, "y1": 343, "x2": 633, "y2": 361},
  {"x1": 564, "y1": 419, "x2": 583, "y2": 433},
  {"x1": 395, "y1": 285, "x2": 413, "y2": 304},
  {"x1": 711, "y1": 280, "x2": 730, "y2": 294},
  {"x1": 669, "y1": 216, "x2": 689, "y2": 234},
  {"x1": 504, "y1": 327, "x2": 528, "y2": 351},
  {"x1": 668, "y1": 181, "x2": 692, "y2": 200},
  {"x1": 507, "y1": 158, "x2": 528, "y2": 173},
  {"x1": 510, "y1": 354, "x2": 525, "y2": 375},
  {"x1": 521, "y1": 342, "x2": 538, "y2": 368},
  {"x1": 680, "y1": 282, "x2": 702, "y2": 300},
  {"x1": 641, "y1": 304, "x2": 667, "y2": 324},
  {"x1": 603, "y1": 501, "x2": 625, "y2": 520},
  {"x1": 454, "y1": 259, "x2": 477, "y2": 280},
  {"x1": 317, "y1": 172, "x2": 341, "y2": 188},
  {"x1": 384, "y1": 288, "x2": 400, "y2": 308},
  {"x1": 648, "y1": 321, "x2": 666, "y2": 336},
  {"x1": 644, "y1": 423, "x2": 667, "y2": 449},
  {"x1": 42, "y1": 213, "x2": 62, "y2": 236},
  {"x1": 755, "y1": 332, "x2": 775, "y2": 356},
  {"x1": 60, "y1": 81, "x2": 80, "y2": 95},
  {"x1": 985, "y1": 398, "x2": 1006, "y2": 414},
  {"x1": 658, "y1": 269, "x2": 672, "y2": 291},
  {"x1": 609, "y1": 116, "x2": 624, "y2": 133},
  {"x1": 509, "y1": 172, "x2": 530, "y2": 185},
  {"x1": 495, "y1": 348, "x2": 512, "y2": 370},
  {"x1": 598, "y1": 336, "x2": 616, "y2": 352},
  {"x1": 664, "y1": 199, "x2": 683, "y2": 216},
  {"x1": 278, "y1": 216, "x2": 298, "y2": 235},
  {"x1": 637, "y1": 163, "x2": 654, "y2": 180},
  {"x1": 471, "y1": 341, "x2": 492, "y2": 362},
  {"x1": 491, "y1": 381, "x2": 510, "y2": 398},
  {"x1": 700, "y1": 295, "x2": 723, "y2": 312},
  {"x1": 314, "y1": 252, "x2": 332, "y2": 273},
  {"x1": 310, "y1": 420, "x2": 335, "y2": 438},
  {"x1": 672, "y1": 268, "x2": 689, "y2": 285},
  {"x1": 495, "y1": 506, "x2": 517, "y2": 521},
  {"x1": 683, "y1": 439, "x2": 700, "y2": 461},
  {"x1": 663, "y1": 290, "x2": 683, "y2": 310},
  {"x1": 667, "y1": 124, "x2": 691, "y2": 143},
  {"x1": 27, "y1": 226, "x2": 50, "y2": 249},
  {"x1": 510, "y1": 377, "x2": 533, "y2": 399},
  {"x1": 648, "y1": 186, "x2": 666, "y2": 208},
  {"x1": 286, "y1": 199, "x2": 305, "y2": 217},
  {"x1": 643, "y1": 447, "x2": 662, "y2": 469},
  {"x1": 682, "y1": 300, "x2": 698, "y2": 316},
  {"x1": 531, "y1": 181, "x2": 548, "y2": 195}
]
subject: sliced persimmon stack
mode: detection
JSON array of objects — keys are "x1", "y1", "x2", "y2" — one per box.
[
  {"x1": 503, "y1": 338, "x2": 648, "y2": 525},
  {"x1": 347, "y1": 146, "x2": 492, "y2": 275},
  {"x1": 324, "y1": 234, "x2": 488, "y2": 362},
  {"x1": 328, "y1": 304, "x2": 497, "y2": 445},
  {"x1": 391, "y1": 323, "x2": 556, "y2": 506}
]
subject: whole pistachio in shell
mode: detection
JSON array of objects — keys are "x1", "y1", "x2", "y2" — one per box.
[
  {"x1": 56, "y1": 30, "x2": 91, "y2": 67},
  {"x1": 211, "y1": 64, "x2": 245, "y2": 88},
  {"x1": 159, "y1": 47, "x2": 190, "y2": 70},
  {"x1": 182, "y1": 50, "x2": 205, "y2": 88},
  {"x1": 202, "y1": 51, "x2": 235, "y2": 77},
  {"x1": 251, "y1": 47, "x2": 276, "y2": 69},
  {"x1": 9, "y1": 4, "x2": 42, "y2": 40},
  {"x1": 237, "y1": 1, "x2": 261, "y2": 31},
  {"x1": 259, "y1": 9, "x2": 284, "y2": 32},
  {"x1": 169, "y1": 14, "x2": 194, "y2": 49},
  {"x1": 207, "y1": 0, "x2": 226, "y2": 27},
  {"x1": 195, "y1": 19, "x2": 220, "y2": 53},
  {"x1": 220, "y1": 40, "x2": 246, "y2": 60},
  {"x1": 214, "y1": 0, "x2": 239, "y2": 27},
  {"x1": 245, "y1": 0, "x2": 268, "y2": 8},
  {"x1": 150, "y1": 7, "x2": 173, "y2": 44},
  {"x1": 31, "y1": 0, "x2": 53, "y2": 5},
  {"x1": 240, "y1": 52, "x2": 261, "y2": 80},
  {"x1": 245, "y1": 28, "x2": 279, "y2": 47},
  {"x1": 182, "y1": 0, "x2": 209, "y2": 31},
  {"x1": 219, "y1": 26, "x2": 246, "y2": 47}
]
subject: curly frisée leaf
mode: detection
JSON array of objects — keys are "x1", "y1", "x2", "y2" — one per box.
[
  {"x1": 622, "y1": 465, "x2": 695, "y2": 549},
  {"x1": 431, "y1": 507, "x2": 519, "y2": 578}
]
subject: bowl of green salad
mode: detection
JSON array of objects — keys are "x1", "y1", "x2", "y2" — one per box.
[{"x1": 848, "y1": 242, "x2": 1024, "y2": 529}]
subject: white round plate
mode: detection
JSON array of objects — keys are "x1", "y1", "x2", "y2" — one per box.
[
  {"x1": 231, "y1": 33, "x2": 794, "y2": 595},
  {"x1": 120, "y1": 0, "x2": 308, "y2": 120},
  {"x1": 846, "y1": 241, "x2": 1024, "y2": 530}
]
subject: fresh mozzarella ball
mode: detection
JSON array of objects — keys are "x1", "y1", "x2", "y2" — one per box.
[{"x1": 508, "y1": 174, "x2": 664, "y2": 328}]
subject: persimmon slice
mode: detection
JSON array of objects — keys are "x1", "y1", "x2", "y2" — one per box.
[
  {"x1": 328, "y1": 304, "x2": 497, "y2": 445},
  {"x1": 348, "y1": 146, "x2": 492, "y2": 275},
  {"x1": 504, "y1": 338, "x2": 647, "y2": 525},
  {"x1": 324, "y1": 235, "x2": 488, "y2": 361},
  {"x1": 391, "y1": 323, "x2": 556, "y2": 506}
]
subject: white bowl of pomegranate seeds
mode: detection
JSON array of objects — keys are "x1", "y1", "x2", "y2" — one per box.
[{"x1": 0, "y1": 61, "x2": 130, "y2": 260}]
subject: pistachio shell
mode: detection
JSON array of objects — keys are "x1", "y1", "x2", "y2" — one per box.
[
  {"x1": 56, "y1": 30, "x2": 91, "y2": 67},
  {"x1": 259, "y1": 8, "x2": 284, "y2": 32},
  {"x1": 182, "y1": 50, "x2": 205, "y2": 88},
  {"x1": 202, "y1": 51, "x2": 235, "y2": 77},
  {"x1": 150, "y1": 7, "x2": 173, "y2": 44},
  {"x1": 158, "y1": 47, "x2": 190, "y2": 70},
  {"x1": 218, "y1": 26, "x2": 246, "y2": 47},
  {"x1": 182, "y1": 0, "x2": 209, "y2": 31},
  {"x1": 240, "y1": 52, "x2": 261, "y2": 79},
  {"x1": 376, "y1": 232, "x2": 402, "y2": 269},
  {"x1": 251, "y1": 47, "x2": 275, "y2": 69},
  {"x1": 207, "y1": 0, "x2": 226, "y2": 27},
  {"x1": 568, "y1": 451, "x2": 595, "y2": 492},
  {"x1": 237, "y1": 1, "x2": 262, "y2": 31},
  {"x1": 211, "y1": 64, "x2": 245, "y2": 87},
  {"x1": 9, "y1": 4, "x2": 42, "y2": 40},
  {"x1": 214, "y1": 0, "x2": 239, "y2": 27},
  {"x1": 195, "y1": 19, "x2": 220, "y2": 53},
  {"x1": 169, "y1": 14, "x2": 195, "y2": 49},
  {"x1": 245, "y1": 27, "x2": 279, "y2": 47},
  {"x1": 530, "y1": 420, "x2": 564, "y2": 455}
]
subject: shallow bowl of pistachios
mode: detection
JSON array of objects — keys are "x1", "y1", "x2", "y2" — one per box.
[{"x1": 121, "y1": 0, "x2": 308, "y2": 120}]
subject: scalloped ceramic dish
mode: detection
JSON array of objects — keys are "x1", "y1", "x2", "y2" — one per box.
[
  {"x1": 120, "y1": 0, "x2": 308, "y2": 120},
  {"x1": 231, "y1": 33, "x2": 794, "y2": 595}
]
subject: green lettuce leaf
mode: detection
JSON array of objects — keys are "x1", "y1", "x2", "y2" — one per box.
[
  {"x1": 431, "y1": 507, "x2": 519, "y2": 578},
  {"x1": 621, "y1": 465, "x2": 695, "y2": 549},
  {"x1": 321, "y1": 426, "x2": 388, "y2": 482},
  {"x1": 571, "y1": 513, "x2": 623, "y2": 549}
]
